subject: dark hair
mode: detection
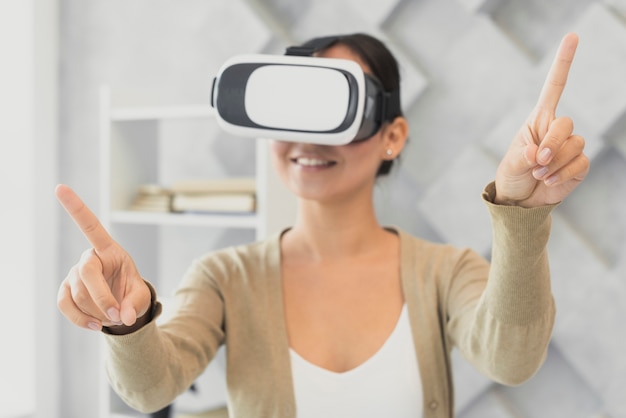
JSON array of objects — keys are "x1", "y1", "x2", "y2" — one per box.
[{"x1": 310, "y1": 33, "x2": 403, "y2": 176}]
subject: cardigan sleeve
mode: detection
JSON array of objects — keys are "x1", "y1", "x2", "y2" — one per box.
[
  {"x1": 446, "y1": 182, "x2": 557, "y2": 386},
  {"x1": 103, "y1": 258, "x2": 226, "y2": 414}
]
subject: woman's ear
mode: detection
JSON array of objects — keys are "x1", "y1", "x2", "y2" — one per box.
[{"x1": 382, "y1": 116, "x2": 409, "y2": 158}]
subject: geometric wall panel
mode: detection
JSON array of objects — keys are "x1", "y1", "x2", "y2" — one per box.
[
  {"x1": 606, "y1": 112, "x2": 626, "y2": 159},
  {"x1": 555, "y1": 148, "x2": 626, "y2": 266},
  {"x1": 489, "y1": 0, "x2": 597, "y2": 61},
  {"x1": 561, "y1": 3, "x2": 626, "y2": 135},
  {"x1": 417, "y1": 145, "x2": 498, "y2": 255},
  {"x1": 552, "y1": 270, "x2": 626, "y2": 416}
]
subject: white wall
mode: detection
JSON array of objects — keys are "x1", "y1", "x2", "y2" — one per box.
[
  {"x1": 0, "y1": 1, "x2": 36, "y2": 413},
  {"x1": 0, "y1": 0, "x2": 59, "y2": 417}
]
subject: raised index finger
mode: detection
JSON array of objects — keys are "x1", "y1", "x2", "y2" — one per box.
[
  {"x1": 536, "y1": 33, "x2": 579, "y2": 113},
  {"x1": 55, "y1": 184, "x2": 114, "y2": 251}
]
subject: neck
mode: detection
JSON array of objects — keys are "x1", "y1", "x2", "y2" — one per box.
[{"x1": 284, "y1": 192, "x2": 390, "y2": 261}]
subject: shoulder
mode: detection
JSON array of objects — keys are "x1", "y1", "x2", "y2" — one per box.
[
  {"x1": 187, "y1": 232, "x2": 282, "y2": 286},
  {"x1": 392, "y1": 227, "x2": 489, "y2": 277},
  {"x1": 393, "y1": 227, "x2": 473, "y2": 258}
]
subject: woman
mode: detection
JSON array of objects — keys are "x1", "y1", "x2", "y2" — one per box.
[{"x1": 56, "y1": 33, "x2": 589, "y2": 417}]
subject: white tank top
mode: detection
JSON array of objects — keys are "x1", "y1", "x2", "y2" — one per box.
[{"x1": 289, "y1": 305, "x2": 423, "y2": 418}]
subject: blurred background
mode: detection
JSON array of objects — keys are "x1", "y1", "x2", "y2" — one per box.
[{"x1": 1, "y1": 0, "x2": 625, "y2": 417}]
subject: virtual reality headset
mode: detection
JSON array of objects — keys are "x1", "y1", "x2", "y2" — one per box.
[{"x1": 210, "y1": 36, "x2": 401, "y2": 146}]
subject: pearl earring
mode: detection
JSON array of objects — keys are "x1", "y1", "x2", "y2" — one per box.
[{"x1": 386, "y1": 149, "x2": 393, "y2": 157}]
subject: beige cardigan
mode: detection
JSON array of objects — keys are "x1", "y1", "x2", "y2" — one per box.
[{"x1": 104, "y1": 183, "x2": 556, "y2": 417}]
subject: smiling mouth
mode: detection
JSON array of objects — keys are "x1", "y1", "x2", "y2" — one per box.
[{"x1": 292, "y1": 157, "x2": 336, "y2": 167}]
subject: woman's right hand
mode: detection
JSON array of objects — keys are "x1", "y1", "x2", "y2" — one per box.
[{"x1": 55, "y1": 184, "x2": 152, "y2": 332}]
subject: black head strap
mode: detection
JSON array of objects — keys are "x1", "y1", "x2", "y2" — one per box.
[
  {"x1": 284, "y1": 36, "x2": 342, "y2": 56},
  {"x1": 382, "y1": 89, "x2": 401, "y2": 121}
]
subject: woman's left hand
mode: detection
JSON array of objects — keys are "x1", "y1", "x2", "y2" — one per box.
[{"x1": 494, "y1": 33, "x2": 590, "y2": 208}]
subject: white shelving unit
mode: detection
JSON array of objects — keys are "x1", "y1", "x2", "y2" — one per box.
[{"x1": 98, "y1": 86, "x2": 297, "y2": 418}]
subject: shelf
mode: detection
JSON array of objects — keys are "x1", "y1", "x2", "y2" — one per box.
[
  {"x1": 110, "y1": 210, "x2": 258, "y2": 228},
  {"x1": 110, "y1": 105, "x2": 215, "y2": 121}
]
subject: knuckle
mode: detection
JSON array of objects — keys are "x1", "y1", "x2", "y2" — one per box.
[
  {"x1": 57, "y1": 288, "x2": 70, "y2": 311},
  {"x1": 77, "y1": 262, "x2": 93, "y2": 278},
  {"x1": 81, "y1": 218, "x2": 100, "y2": 236},
  {"x1": 69, "y1": 311, "x2": 93, "y2": 329},
  {"x1": 548, "y1": 133, "x2": 561, "y2": 144},
  {"x1": 79, "y1": 247, "x2": 96, "y2": 263},
  {"x1": 560, "y1": 116, "x2": 574, "y2": 129},
  {"x1": 57, "y1": 291, "x2": 98, "y2": 329},
  {"x1": 572, "y1": 134, "x2": 585, "y2": 149},
  {"x1": 577, "y1": 154, "x2": 591, "y2": 173},
  {"x1": 68, "y1": 311, "x2": 85, "y2": 326},
  {"x1": 550, "y1": 117, "x2": 573, "y2": 139},
  {"x1": 58, "y1": 279, "x2": 80, "y2": 310},
  {"x1": 57, "y1": 278, "x2": 69, "y2": 297},
  {"x1": 69, "y1": 279, "x2": 93, "y2": 307},
  {"x1": 72, "y1": 289, "x2": 92, "y2": 308},
  {"x1": 65, "y1": 265, "x2": 79, "y2": 282},
  {"x1": 93, "y1": 292, "x2": 113, "y2": 308},
  {"x1": 78, "y1": 258, "x2": 101, "y2": 280}
]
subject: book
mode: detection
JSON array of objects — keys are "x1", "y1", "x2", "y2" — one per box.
[
  {"x1": 129, "y1": 184, "x2": 172, "y2": 212},
  {"x1": 129, "y1": 179, "x2": 257, "y2": 214},
  {"x1": 171, "y1": 177, "x2": 256, "y2": 194},
  {"x1": 171, "y1": 192, "x2": 255, "y2": 214}
]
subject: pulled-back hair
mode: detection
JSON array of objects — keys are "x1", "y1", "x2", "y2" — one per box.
[{"x1": 308, "y1": 33, "x2": 403, "y2": 176}]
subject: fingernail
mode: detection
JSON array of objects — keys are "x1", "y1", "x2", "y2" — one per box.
[
  {"x1": 88, "y1": 322, "x2": 101, "y2": 331},
  {"x1": 533, "y1": 166, "x2": 549, "y2": 178},
  {"x1": 539, "y1": 148, "x2": 552, "y2": 164},
  {"x1": 545, "y1": 175, "x2": 558, "y2": 186},
  {"x1": 107, "y1": 307, "x2": 121, "y2": 322}
]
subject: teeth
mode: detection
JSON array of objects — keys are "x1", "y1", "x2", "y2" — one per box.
[{"x1": 295, "y1": 157, "x2": 332, "y2": 167}]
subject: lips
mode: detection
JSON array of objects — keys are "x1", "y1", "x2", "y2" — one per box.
[{"x1": 291, "y1": 157, "x2": 336, "y2": 167}]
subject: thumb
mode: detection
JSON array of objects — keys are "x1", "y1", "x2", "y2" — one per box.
[
  {"x1": 503, "y1": 139, "x2": 538, "y2": 177},
  {"x1": 119, "y1": 281, "x2": 152, "y2": 326},
  {"x1": 119, "y1": 299, "x2": 139, "y2": 326},
  {"x1": 522, "y1": 141, "x2": 539, "y2": 168}
]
